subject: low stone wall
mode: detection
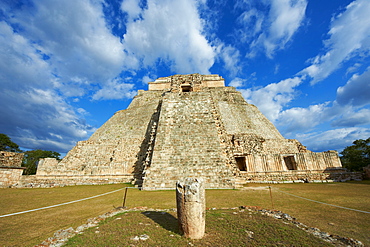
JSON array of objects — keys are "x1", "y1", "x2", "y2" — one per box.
[
  {"x1": 16, "y1": 174, "x2": 133, "y2": 188},
  {"x1": 0, "y1": 151, "x2": 26, "y2": 187},
  {"x1": 0, "y1": 151, "x2": 24, "y2": 167},
  {"x1": 0, "y1": 166, "x2": 26, "y2": 187},
  {"x1": 236, "y1": 169, "x2": 363, "y2": 185}
]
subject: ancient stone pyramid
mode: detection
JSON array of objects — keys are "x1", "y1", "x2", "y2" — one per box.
[{"x1": 37, "y1": 74, "x2": 343, "y2": 189}]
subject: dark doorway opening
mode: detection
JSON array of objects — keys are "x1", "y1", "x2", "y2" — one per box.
[
  {"x1": 181, "y1": 84, "x2": 192, "y2": 92},
  {"x1": 284, "y1": 156, "x2": 297, "y2": 170},
  {"x1": 235, "y1": 156, "x2": 247, "y2": 171}
]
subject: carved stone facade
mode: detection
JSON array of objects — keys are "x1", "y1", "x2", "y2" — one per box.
[{"x1": 30, "y1": 74, "x2": 350, "y2": 189}]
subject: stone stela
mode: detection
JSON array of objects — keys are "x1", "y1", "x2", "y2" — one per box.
[
  {"x1": 5, "y1": 73, "x2": 362, "y2": 189},
  {"x1": 176, "y1": 178, "x2": 205, "y2": 239}
]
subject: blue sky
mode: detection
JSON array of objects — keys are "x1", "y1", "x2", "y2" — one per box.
[{"x1": 0, "y1": 0, "x2": 369, "y2": 155}]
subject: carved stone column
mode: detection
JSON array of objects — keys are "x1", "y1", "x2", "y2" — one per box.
[{"x1": 176, "y1": 178, "x2": 205, "y2": 239}]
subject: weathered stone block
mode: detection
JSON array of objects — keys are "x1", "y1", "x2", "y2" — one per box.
[{"x1": 176, "y1": 178, "x2": 205, "y2": 239}]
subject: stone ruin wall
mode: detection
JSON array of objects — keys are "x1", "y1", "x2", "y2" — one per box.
[
  {"x1": 0, "y1": 151, "x2": 24, "y2": 167},
  {"x1": 0, "y1": 151, "x2": 25, "y2": 188},
  {"x1": 141, "y1": 90, "x2": 237, "y2": 190},
  {"x1": 242, "y1": 151, "x2": 341, "y2": 172},
  {"x1": 33, "y1": 90, "x2": 164, "y2": 186},
  {"x1": 9, "y1": 74, "x2": 362, "y2": 188}
]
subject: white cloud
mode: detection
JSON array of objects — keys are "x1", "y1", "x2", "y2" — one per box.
[
  {"x1": 0, "y1": 1, "x2": 126, "y2": 152},
  {"x1": 0, "y1": 87, "x2": 92, "y2": 153},
  {"x1": 264, "y1": 0, "x2": 307, "y2": 57},
  {"x1": 336, "y1": 67, "x2": 370, "y2": 107},
  {"x1": 229, "y1": 77, "x2": 246, "y2": 88},
  {"x1": 296, "y1": 127, "x2": 370, "y2": 152},
  {"x1": 332, "y1": 108, "x2": 370, "y2": 127},
  {"x1": 122, "y1": 0, "x2": 215, "y2": 74},
  {"x1": 217, "y1": 44, "x2": 241, "y2": 76},
  {"x1": 121, "y1": 0, "x2": 142, "y2": 21},
  {"x1": 300, "y1": 0, "x2": 370, "y2": 84},
  {"x1": 240, "y1": 77, "x2": 303, "y2": 121},
  {"x1": 277, "y1": 102, "x2": 330, "y2": 134},
  {"x1": 92, "y1": 78, "x2": 136, "y2": 100},
  {"x1": 10, "y1": 0, "x2": 126, "y2": 95},
  {"x1": 238, "y1": 0, "x2": 307, "y2": 58},
  {"x1": 142, "y1": 75, "x2": 155, "y2": 84},
  {"x1": 0, "y1": 21, "x2": 52, "y2": 89}
]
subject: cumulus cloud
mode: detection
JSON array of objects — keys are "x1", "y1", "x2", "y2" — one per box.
[
  {"x1": 23, "y1": 0, "x2": 125, "y2": 89},
  {"x1": 296, "y1": 127, "x2": 370, "y2": 152},
  {"x1": 277, "y1": 103, "x2": 330, "y2": 134},
  {"x1": 271, "y1": 68, "x2": 370, "y2": 137},
  {"x1": 332, "y1": 108, "x2": 370, "y2": 127},
  {"x1": 229, "y1": 77, "x2": 246, "y2": 88},
  {"x1": 336, "y1": 67, "x2": 370, "y2": 107},
  {"x1": 262, "y1": 0, "x2": 307, "y2": 57},
  {"x1": 0, "y1": 0, "x2": 131, "y2": 152},
  {"x1": 92, "y1": 78, "x2": 136, "y2": 100},
  {"x1": 0, "y1": 87, "x2": 92, "y2": 153},
  {"x1": 121, "y1": 0, "x2": 142, "y2": 21},
  {"x1": 122, "y1": 0, "x2": 215, "y2": 74},
  {"x1": 240, "y1": 77, "x2": 303, "y2": 121},
  {"x1": 237, "y1": 0, "x2": 307, "y2": 58},
  {"x1": 216, "y1": 44, "x2": 241, "y2": 76},
  {"x1": 300, "y1": 0, "x2": 370, "y2": 84}
]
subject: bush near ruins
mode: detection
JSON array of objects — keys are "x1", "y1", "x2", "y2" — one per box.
[
  {"x1": 340, "y1": 137, "x2": 370, "y2": 171},
  {"x1": 0, "y1": 133, "x2": 61, "y2": 174},
  {"x1": 0, "y1": 133, "x2": 21, "y2": 152},
  {"x1": 22, "y1": 150, "x2": 61, "y2": 175}
]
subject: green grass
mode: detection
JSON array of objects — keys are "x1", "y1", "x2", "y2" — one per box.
[
  {"x1": 66, "y1": 209, "x2": 331, "y2": 247},
  {"x1": 0, "y1": 181, "x2": 369, "y2": 246}
]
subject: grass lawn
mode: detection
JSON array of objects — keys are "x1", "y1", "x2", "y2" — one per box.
[
  {"x1": 66, "y1": 209, "x2": 332, "y2": 247},
  {"x1": 0, "y1": 181, "x2": 369, "y2": 246}
]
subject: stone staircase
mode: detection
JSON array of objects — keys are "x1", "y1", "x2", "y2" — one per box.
[{"x1": 141, "y1": 91, "x2": 236, "y2": 190}]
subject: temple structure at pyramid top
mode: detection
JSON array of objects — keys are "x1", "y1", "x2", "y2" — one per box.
[{"x1": 33, "y1": 74, "x2": 347, "y2": 189}]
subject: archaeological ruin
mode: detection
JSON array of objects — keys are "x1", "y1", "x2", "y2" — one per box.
[
  {"x1": 0, "y1": 151, "x2": 25, "y2": 187},
  {"x1": 8, "y1": 74, "x2": 361, "y2": 189}
]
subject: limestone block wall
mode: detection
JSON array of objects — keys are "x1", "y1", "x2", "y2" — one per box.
[
  {"x1": 37, "y1": 158, "x2": 59, "y2": 175},
  {"x1": 142, "y1": 91, "x2": 235, "y2": 190},
  {"x1": 243, "y1": 151, "x2": 342, "y2": 172},
  {"x1": 0, "y1": 151, "x2": 24, "y2": 167},
  {"x1": 236, "y1": 170, "x2": 363, "y2": 184},
  {"x1": 36, "y1": 90, "x2": 163, "y2": 179},
  {"x1": 215, "y1": 89, "x2": 284, "y2": 140},
  {"x1": 0, "y1": 167, "x2": 25, "y2": 187},
  {"x1": 0, "y1": 151, "x2": 25, "y2": 187},
  {"x1": 27, "y1": 74, "x2": 350, "y2": 188}
]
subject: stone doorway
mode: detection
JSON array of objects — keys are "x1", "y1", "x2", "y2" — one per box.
[
  {"x1": 181, "y1": 83, "x2": 192, "y2": 92},
  {"x1": 284, "y1": 156, "x2": 297, "y2": 170},
  {"x1": 235, "y1": 156, "x2": 247, "y2": 171}
]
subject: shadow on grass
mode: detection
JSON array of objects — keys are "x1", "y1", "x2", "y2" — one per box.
[
  {"x1": 343, "y1": 179, "x2": 370, "y2": 185},
  {"x1": 142, "y1": 211, "x2": 180, "y2": 234}
]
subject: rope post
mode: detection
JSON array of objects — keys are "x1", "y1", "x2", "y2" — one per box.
[
  {"x1": 122, "y1": 187, "x2": 128, "y2": 208},
  {"x1": 269, "y1": 186, "x2": 274, "y2": 209}
]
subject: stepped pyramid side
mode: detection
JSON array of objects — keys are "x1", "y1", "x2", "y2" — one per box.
[
  {"x1": 140, "y1": 90, "x2": 237, "y2": 190},
  {"x1": 37, "y1": 91, "x2": 162, "y2": 181},
  {"x1": 34, "y1": 74, "x2": 346, "y2": 188}
]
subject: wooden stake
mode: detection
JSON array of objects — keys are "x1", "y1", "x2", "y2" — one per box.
[
  {"x1": 122, "y1": 187, "x2": 128, "y2": 208},
  {"x1": 269, "y1": 186, "x2": 274, "y2": 209}
]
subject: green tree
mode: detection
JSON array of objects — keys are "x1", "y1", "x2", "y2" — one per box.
[
  {"x1": 0, "y1": 133, "x2": 22, "y2": 152},
  {"x1": 340, "y1": 137, "x2": 370, "y2": 171},
  {"x1": 22, "y1": 149, "x2": 61, "y2": 175}
]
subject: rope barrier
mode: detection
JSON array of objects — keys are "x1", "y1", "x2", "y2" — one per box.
[
  {"x1": 276, "y1": 189, "x2": 370, "y2": 214},
  {"x1": 0, "y1": 188, "x2": 125, "y2": 218}
]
